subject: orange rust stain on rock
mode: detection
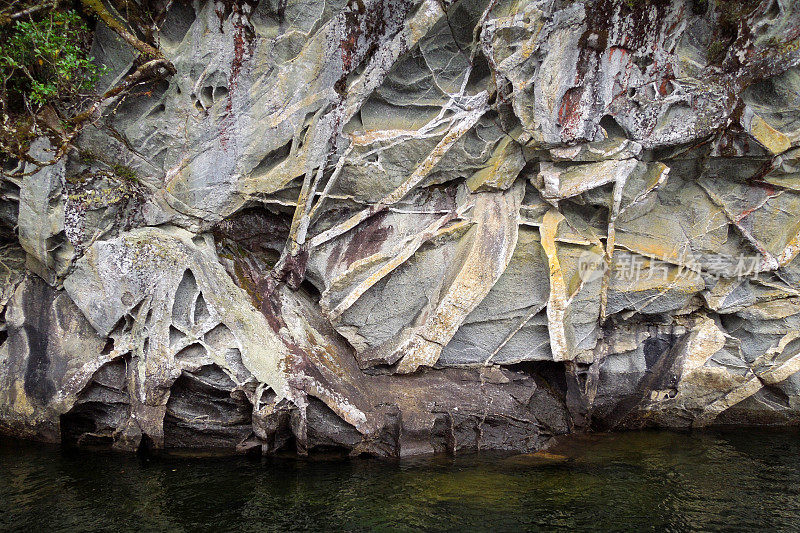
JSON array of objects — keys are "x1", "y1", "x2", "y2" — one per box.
[{"x1": 558, "y1": 87, "x2": 584, "y2": 137}]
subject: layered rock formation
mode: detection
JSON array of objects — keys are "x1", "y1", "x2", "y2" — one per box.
[{"x1": 2, "y1": 0, "x2": 800, "y2": 456}]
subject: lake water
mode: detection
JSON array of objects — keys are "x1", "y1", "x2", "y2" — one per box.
[{"x1": 1, "y1": 429, "x2": 799, "y2": 532}]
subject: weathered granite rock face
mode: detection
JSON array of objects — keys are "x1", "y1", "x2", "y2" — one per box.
[{"x1": 2, "y1": 0, "x2": 800, "y2": 456}]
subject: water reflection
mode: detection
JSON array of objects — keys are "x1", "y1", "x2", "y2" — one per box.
[{"x1": 1, "y1": 429, "x2": 799, "y2": 532}]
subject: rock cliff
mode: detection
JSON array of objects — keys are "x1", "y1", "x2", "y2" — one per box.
[{"x1": 2, "y1": 0, "x2": 800, "y2": 456}]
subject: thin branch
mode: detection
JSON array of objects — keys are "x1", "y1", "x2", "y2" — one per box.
[
  {"x1": 1, "y1": 57, "x2": 175, "y2": 178},
  {"x1": 0, "y1": 1, "x2": 59, "y2": 24},
  {"x1": 79, "y1": 0, "x2": 167, "y2": 61}
]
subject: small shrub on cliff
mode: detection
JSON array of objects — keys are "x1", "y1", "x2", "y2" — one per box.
[{"x1": 0, "y1": 9, "x2": 103, "y2": 109}]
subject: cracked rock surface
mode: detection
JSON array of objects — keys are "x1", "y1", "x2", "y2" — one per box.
[{"x1": 2, "y1": 0, "x2": 800, "y2": 456}]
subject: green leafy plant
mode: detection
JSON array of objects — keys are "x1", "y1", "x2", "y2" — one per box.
[
  {"x1": 707, "y1": 39, "x2": 727, "y2": 64},
  {"x1": 0, "y1": 9, "x2": 104, "y2": 108},
  {"x1": 112, "y1": 164, "x2": 138, "y2": 182}
]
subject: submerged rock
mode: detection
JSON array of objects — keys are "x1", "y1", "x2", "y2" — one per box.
[{"x1": 2, "y1": 0, "x2": 800, "y2": 456}]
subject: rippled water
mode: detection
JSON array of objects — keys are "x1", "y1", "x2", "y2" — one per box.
[{"x1": 1, "y1": 429, "x2": 799, "y2": 532}]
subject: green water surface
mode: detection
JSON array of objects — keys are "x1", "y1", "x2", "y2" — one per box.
[{"x1": 1, "y1": 429, "x2": 799, "y2": 532}]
